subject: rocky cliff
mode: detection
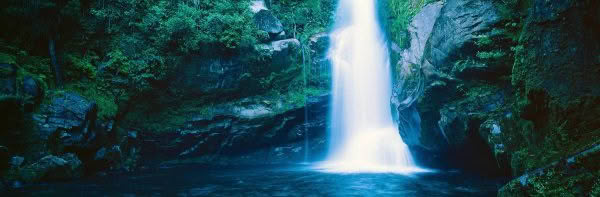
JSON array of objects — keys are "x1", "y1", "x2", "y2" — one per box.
[{"x1": 389, "y1": 0, "x2": 600, "y2": 195}]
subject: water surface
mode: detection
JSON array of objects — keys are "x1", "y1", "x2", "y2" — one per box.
[{"x1": 6, "y1": 164, "x2": 505, "y2": 196}]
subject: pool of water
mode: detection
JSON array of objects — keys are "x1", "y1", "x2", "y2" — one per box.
[{"x1": 5, "y1": 164, "x2": 506, "y2": 196}]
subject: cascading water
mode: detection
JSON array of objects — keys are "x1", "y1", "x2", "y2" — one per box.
[{"x1": 318, "y1": 0, "x2": 421, "y2": 173}]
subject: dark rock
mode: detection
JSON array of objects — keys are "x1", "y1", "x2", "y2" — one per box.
[
  {"x1": 424, "y1": 0, "x2": 500, "y2": 71},
  {"x1": 34, "y1": 93, "x2": 98, "y2": 145},
  {"x1": 91, "y1": 146, "x2": 122, "y2": 172},
  {"x1": 140, "y1": 94, "x2": 330, "y2": 164},
  {"x1": 9, "y1": 156, "x2": 24, "y2": 167},
  {"x1": 512, "y1": 0, "x2": 600, "y2": 105},
  {"x1": 274, "y1": 31, "x2": 287, "y2": 40},
  {"x1": 0, "y1": 146, "x2": 8, "y2": 171},
  {"x1": 174, "y1": 57, "x2": 245, "y2": 95},
  {"x1": 437, "y1": 106, "x2": 469, "y2": 146},
  {"x1": 256, "y1": 38, "x2": 301, "y2": 67},
  {"x1": 308, "y1": 33, "x2": 330, "y2": 61},
  {"x1": 20, "y1": 154, "x2": 82, "y2": 182},
  {"x1": 127, "y1": 131, "x2": 137, "y2": 139},
  {"x1": 23, "y1": 76, "x2": 41, "y2": 100},
  {"x1": 253, "y1": 9, "x2": 284, "y2": 36},
  {"x1": 0, "y1": 63, "x2": 16, "y2": 95}
]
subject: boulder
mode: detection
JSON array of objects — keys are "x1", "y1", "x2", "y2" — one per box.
[
  {"x1": 34, "y1": 93, "x2": 98, "y2": 144},
  {"x1": 253, "y1": 9, "x2": 284, "y2": 36},
  {"x1": 23, "y1": 76, "x2": 41, "y2": 100},
  {"x1": 0, "y1": 63, "x2": 16, "y2": 95},
  {"x1": 20, "y1": 154, "x2": 82, "y2": 182},
  {"x1": 9, "y1": 156, "x2": 24, "y2": 168}
]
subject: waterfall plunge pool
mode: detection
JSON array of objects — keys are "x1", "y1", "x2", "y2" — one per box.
[{"x1": 6, "y1": 164, "x2": 507, "y2": 196}]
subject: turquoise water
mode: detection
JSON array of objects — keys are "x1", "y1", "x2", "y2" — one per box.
[{"x1": 5, "y1": 164, "x2": 505, "y2": 196}]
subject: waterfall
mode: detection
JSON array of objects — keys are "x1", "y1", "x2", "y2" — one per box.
[{"x1": 318, "y1": 0, "x2": 421, "y2": 173}]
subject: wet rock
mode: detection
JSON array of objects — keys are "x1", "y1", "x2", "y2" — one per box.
[
  {"x1": 253, "y1": 9, "x2": 284, "y2": 36},
  {"x1": 21, "y1": 154, "x2": 82, "y2": 182},
  {"x1": 0, "y1": 63, "x2": 16, "y2": 95}
]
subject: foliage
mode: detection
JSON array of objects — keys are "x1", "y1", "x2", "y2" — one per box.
[
  {"x1": 270, "y1": 0, "x2": 336, "y2": 42},
  {"x1": 64, "y1": 53, "x2": 98, "y2": 80}
]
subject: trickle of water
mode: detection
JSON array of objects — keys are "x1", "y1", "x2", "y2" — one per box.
[
  {"x1": 302, "y1": 45, "x2": 310, "y2": 163},
  {"x1": 317, "y1": 0, "x2": 422, "y2": 173}
]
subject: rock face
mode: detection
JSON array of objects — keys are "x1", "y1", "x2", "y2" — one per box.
[
  {"x1": 392, "y1": 1, "x2": 443, "y2": 149},
  {"x1": 512, "y1": 0, "x2": 600, "y2": 105},
  {"x1": 256, "y1": 38, "x2": 301, "y2": 66},
  {"x1": 392, "y1": 0, "x2": 501, "y2": 150},
  {"x1": 391, "y1": 0, "x2": 513, "y2": 174},
  {"x1": 140, "y1": 94, "x2": 329, "y2": 164},
  {"x1": 423, "y1": 0, "x2": 500, "y2": 71},
  {"x1": 175, "y1": 38, "x2": 300, "y2": 96},
  {"x1": 497, "y1": 0, "x2": 600, "y2": 195},
  {"x1": 174, "y1": 57, "x2": 245, "y2": 95}
]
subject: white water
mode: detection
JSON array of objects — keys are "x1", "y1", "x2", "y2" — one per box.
[{"x1": 317, "y1": 0, "x2": 421, "y2": 173}]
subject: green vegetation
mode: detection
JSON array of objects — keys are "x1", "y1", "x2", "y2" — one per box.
[{"x1": 270, "y1": 0, "x2": 336, "y2": 42}]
